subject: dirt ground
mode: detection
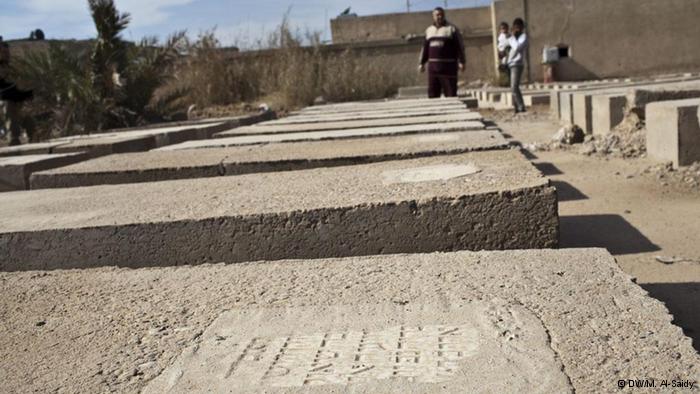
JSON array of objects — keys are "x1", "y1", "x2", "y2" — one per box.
[{"x1": 491, "y1": 107, "x2": 700, "y2": 352}]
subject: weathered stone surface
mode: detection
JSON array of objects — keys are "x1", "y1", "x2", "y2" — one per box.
[
  {"x1": 572, "y1": 93, "x2": 593, "y2": 133},
  {"x1": 0, "y1": 151, "x2": 558, "y2": 271},
  {"x1": 0, "y1": 141, "x2": 71, "y2": 157},
  {"x1": 296, "y1": 98, "x2": 465, "y2": 115},
  {"x1": 627, "y1": 89, "x2": 700, "y2": 119},
  {"x1": 123, "y1": 248, "x2": 696, "y2": 393},
  {"x1": 216, "y1": 112, "x2": 483, "y2": 138},
  {"x1": 266, "y1": 108, "x2": 469, "y2": 125},
  {"x1": 591, "y1": 94, "x2": 627, "y2": 134},
  {"x1": 146, "y1": 300, "x2": 571, "y2": 393},
  {"x1": 647, "y1": 98, "x2": 700, "y2": 168},
  {"x1": 31, "y1": 130, "x2": 508, "y2": 189},
  {"x1": 298, "y1": 97, "x2": 464, "y2": 113},
  {"x1": 163, "y1": 121, "x2": 486, "y2": 151},
  {"x1": 0, "y1": 112, "x2": 273, "y2": 158},
  {"x1": 0, "y1": 153, "x2": 87, "y2": 191},
  {"x1": 51, "y1": 122, "x2": 228, "y2": 157}
]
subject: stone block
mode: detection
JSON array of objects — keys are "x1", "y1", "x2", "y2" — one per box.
[
  {"x1": 559, "y1": 92, "x2": 575, "y2": 124},
  {"x1": 166, "y1": 121, "x2": 485, "y2": 151},
  {"x1": 647, "y1": 98, "x2": 700, "y2": 168},
  {"x1": 0, "y1": 151, "x2": 558, "y2": 271},
  {"x1": 130, "y1": 249, "x2": 697, "y2": 393},
  {"x1": 572, "y1": 93, "x2": 593, "y2": 133},
  {"x1": 0, "y1": 153, "x2": 87, "y2": 191},
  {"x1": 270, "y1": 107, "x2": 468, "y2": 125},
  {"x1": 216, "y1": 113, "x2": 483, "y2": 138},
  {"x1": 591, "y1": 94, "x2": 627, "y2": 135},
  {"x1": 31, "y1": 130, "x2": 508, "y2": 189}
]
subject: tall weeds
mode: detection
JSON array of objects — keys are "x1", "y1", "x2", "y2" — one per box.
[{"x1": 10, "y1": 3, "x2": 413, "y2": 140}]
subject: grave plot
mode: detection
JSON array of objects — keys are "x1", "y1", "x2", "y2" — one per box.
[
  {"x1": 31, "y1": 130, "x2": 507, "y2": 189},
  {"x1": 164, "y1": 121, "x2": 486, "y2": 151},
  {"x1": 216, "y1": 112, "x2": 482, "y2": 138},
  {"x1": 0, "y1": 153, "x2": 87, "y2": 191},
  {"x1": 0, "y1": 150, "x2": 557, "y2": 271}
]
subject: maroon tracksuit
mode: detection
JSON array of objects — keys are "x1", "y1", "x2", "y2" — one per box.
[{"x1": 420, "y1": 23, "x2": 466, "y2": 98}]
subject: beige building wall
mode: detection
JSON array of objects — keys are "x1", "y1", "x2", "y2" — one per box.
[
  {"x1": 330, "y1": 7, "x2": 496, "y2": 83},
  {"x1": 493, "y1": 0, "x2": 700, "y2": 82},
  {"x1": 331, "y1": 7, "x2": 493, "y2": 43}
]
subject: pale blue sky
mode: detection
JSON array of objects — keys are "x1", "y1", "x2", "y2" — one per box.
[{"x1": 0, "y1": 0, "x2": 491, "y2": 48}]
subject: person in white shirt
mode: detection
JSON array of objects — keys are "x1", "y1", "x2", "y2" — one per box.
[
  {"x1": 507, "y1": 18, "x2": 528, "y2": 113},
  {"x1": 497, "y1": 22, "x2": 510, "y2": 68}
]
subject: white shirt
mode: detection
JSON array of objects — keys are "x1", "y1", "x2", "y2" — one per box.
[
  {"x1": 497, "y1": 33, "x2": 509, "y2": 52},
  {"x1": 507, "y1": 33, "x2": 528, "y2": 67}
]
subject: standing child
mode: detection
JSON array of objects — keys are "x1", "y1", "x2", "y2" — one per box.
[{"x1": 497, "y1": 22, "x2": 510, "y2": 86}]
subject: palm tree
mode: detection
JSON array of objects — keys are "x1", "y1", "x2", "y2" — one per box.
[{"x1": 88, "y1": 0, "x2": 130, "y2": 99}]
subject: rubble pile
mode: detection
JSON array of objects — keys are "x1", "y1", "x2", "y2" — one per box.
[
  {"x1": 579, "y1": 112, "x2": 646, "y2": 158},
  {"x1": 644, "y1": 161, "x2": 700, "y2": 190}
]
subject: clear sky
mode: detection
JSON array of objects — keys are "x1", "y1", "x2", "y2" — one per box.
[{"x1": 1, "y1": 0, "x2": 491, "y2": 48}]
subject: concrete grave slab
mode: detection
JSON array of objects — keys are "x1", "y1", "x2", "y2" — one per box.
[
  {"x1": 559, "y1": 92, "x2": 575, "y2": 124},
  {"x1": 267, "y1": 108, "x2": 469, "y2": 125},
  {"x1": 127, "y1": 249, "x2": 699, "y2": 393},
  {"x1": 0, "y1": 151, "x2": 558, "y2": 271},
  {"x1": 0, "y1": 113, "x2": 272, "y2": 159},
  {"x1": 51, "y1": 122, "x2": 229, "y2": 157},
  {"x1": 591, "y1": 94, "x2": 627, "y2": 135},
  {"x1": 297, "y1": 99, "x2": 464, "y2": 115},
  {"x1": 647, "y1": 98, "x2": 700, "y2": 168},
  {"x1": 31, "y1": 130, "x2": 508, "y2": 189},
  {"x1": 0, "y1": 141, "x2": 70, "y2": 157},
  {"x1": 572, "y1": 93, "x2": 593, "y2": 133},
  {"x1": 0, "y1": 153, "x2": 87, "y2": 191},
  {"x1": 292, "y1": 103, "x2": 467, "y2": 118},
  {"x1": 299, "y1": 98, "x2": 463, "y2": 112},
  {"x1": 216, "y1": 113, "x2": 483, "y2": 138},
  {"x1": 146, "y1": 301, "x2": 570, "y2": 393},
  {"x1": 627, "y1": 88, "x2": 700, "y2": 119},
  {"x1": 164, "y1": 121, "x2": 486, "y2": 151}
]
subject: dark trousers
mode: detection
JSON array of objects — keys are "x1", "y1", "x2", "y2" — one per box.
[{"x1": 428, "y1": 74, "x2": 458, "y2": 98}]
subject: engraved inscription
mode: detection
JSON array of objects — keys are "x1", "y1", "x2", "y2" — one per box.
[{"x1": 223, "y1": 325, "x2": 479, "y2": 388}]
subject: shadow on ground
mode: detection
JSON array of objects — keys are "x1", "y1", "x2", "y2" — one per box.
[
  {"x1": 642, "y1": 282, "x2": 700, "y2": 352},
  {"x1": 559, "y1": 214, "x2": 661, "y2": 254},
  {"x1": 552, "y1": 180, "x2": 588, "y2": 201},
  {"x1": 534, "y1": 162, "x2": 563, "y2": 176}
]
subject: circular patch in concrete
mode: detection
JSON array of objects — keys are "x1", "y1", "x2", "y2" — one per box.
[{"x1": 382, "y1": 164, "x2": 482, "y2": 184}]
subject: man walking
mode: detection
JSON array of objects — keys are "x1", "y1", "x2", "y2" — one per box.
[
  {"x1": 507, "y1": 17, "x2": 528, "y2": 113},
  {"x1": 419, "y1": 7, "x2": 466, "y2": 98}
]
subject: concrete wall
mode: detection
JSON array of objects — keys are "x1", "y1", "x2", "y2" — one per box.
[
  {"x1": 228, "y1": 36, "x2": 495, "y2": 86},
  {"x1": 493, "y1": 0, "x2": 700, "y2": 82},
  {"x1": 331, "y1": 7, "x2": 492, "y2": 43}
]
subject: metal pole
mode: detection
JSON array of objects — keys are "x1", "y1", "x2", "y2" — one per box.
[
  {"x1": 406, "y1": 0, "x2": 410, "y2": 12},
  {"x1": 444, "y1": 0, "x2": 448, "y2": 8}
]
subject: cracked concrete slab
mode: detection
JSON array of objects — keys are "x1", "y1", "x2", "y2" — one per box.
[
  {"x1": 161, "y1": 121, "x2": 486, "y2": 151},
  {"x1": 0, "y1": 151, "x2": 557, "y2": 271},
  {"x1": 30, "y1": 130, "x2": 508, "y2": 189},
  {"x1": 215, "y1": 112, "x2": 483, "y2": 138},
  {"x1": 3, "y1": 249, "x2": 694, "y2": 392}
]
